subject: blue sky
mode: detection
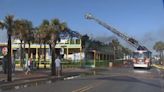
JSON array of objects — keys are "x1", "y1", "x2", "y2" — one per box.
[{"x1": 0, "y1": 0, "x2": 164, "y2": 50}]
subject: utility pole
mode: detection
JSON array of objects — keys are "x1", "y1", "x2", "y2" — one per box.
[
  {"x1": 7, "y1": 27, "x2": 12, "y2": 82},
  {"x1": 6, "y1": 15, "x2": 13, "y2": 82},
  {"x1": 0, "y1": 16, "x2": 13, "y2": 82}
]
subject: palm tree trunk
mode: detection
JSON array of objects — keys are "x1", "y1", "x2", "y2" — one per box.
[
  {"x1": 7, "y1": 33, "x2": 12, "y2": 82},
  {"x1": 49, "y1": 44, "x2": 52, "y2": 54},
  {"x1": 51, "y1": 42, "x2": 56, "y2": 76},
  {"x1": 44, "y1": 41, "x2": 46, "y2": 69},
  {"x1": 37, "y1": 41, "x2": 42, "y2": 69},
  {"x1": 20, "y1": 40, "x2": 23, "y2": 67},
  {"x1": 160, "y1": 51, "x2": 162, "y2": 64},
  {"x1": 23, "y1": 42, "x2": 26, "y2": 63},
  {"x1": 28, "y1": 41, "x2": 31, "y2": 58}
]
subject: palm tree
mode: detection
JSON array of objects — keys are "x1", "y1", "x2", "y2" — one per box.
[
  {"x1": 39, "y1": 20, "x2": 50, "y2": 68},
  {"x1": 81, "y1": 34, "x2": 89, "y2": 66},
  {"x1": 24, "y1": 20, "x2": 34, "y2": 59},
  {"x1": 122, "y1": 47, "x2": 132, "y2": 56},
  {"x1": 81, "y1": 34, "x2": 89, "y2": 49},
  {"x1": 49, "y1": 19, "x2": 66, "y2": 75},
  {"x1": 111, "y1": 39, "x2": 120, "y2": 61},
  {"x1": 13, "y1": 19, "x2": 29, "y2": 67},
  {"x1": 37, "y1": 18, "x2": 77, "y2": 74},
  {"x1": 14, "y1": 19, "x2": 33, "y2": 66},
  {"x1": 0, "y1": 15, "x2": 14, "y2": 81},
  {"x1": 153, "y1": 41, "x2": 164, "y2": 55},
  {"x1": 35, "y1": 29, "x2": 43, "y2": 69},
  {"x1": 153, "y1": 41, "x2": 164, "y2": 64},
  {"x1": 36, "y1": 18, "x2": 67, "y2": 75}
]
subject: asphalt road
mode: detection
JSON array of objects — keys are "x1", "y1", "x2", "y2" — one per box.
[
  {"x1": 0, "y1": 65, "x2": 2, "y2": 72},
  {"x1": 3, "y1": 67, "x2": 164, "y2": 92}
]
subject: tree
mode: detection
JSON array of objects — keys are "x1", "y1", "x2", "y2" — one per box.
[
  {"x1": 0, "y1": 15, "x2": 14, "y2": 82},
  {"x1": 111, "y1": 39, "x2": 119, "y2": 61},
  {"x1": 46, "y1": 19, "x2": 67, "y2": 75},
  {"x1": 39, "y1": 20, "x2": 50, "y2": 68},
  {"x1": 24, "y1": 20, "x2": 34, "y2": 59},
  {"x1": 13, "y1": 19, "x2": 30, "y2": 67},
  {"x1": 37, "y1": 19, "x2": 79, "y2": 71},
  {"x1": 122, "y1": 47, "x2": 132, "y2": 56},
  {"x1": 38, "y1": 19, "x2": 68, "y2": 70},
  {"x1": 153, "y1": 41, "x2": 164, "y2": 64},
  {"x1": 81, "y1": 34, "x2": 89, "y2": 49},
  {"x1": 35, "y1": 28, "x2": 42, "y2": 69},
  {"x1": 81, "y1": 34, "x2": 90, "y2": 66}
]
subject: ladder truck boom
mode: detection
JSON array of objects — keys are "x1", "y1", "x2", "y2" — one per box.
[
  {"x1": 85, "y1": 13, "x2": 152, "y2": 69},
  {"x1": 85, "y1": 13, "x2": 147, "y2": 50}
]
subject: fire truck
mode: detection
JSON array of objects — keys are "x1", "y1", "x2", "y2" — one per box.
[
  {"x1": 85, "y1": 13, "x2": 151, "y2": 69},
  {"x1": 132, "y1": 50, "x2": 151, "y2": 68}
]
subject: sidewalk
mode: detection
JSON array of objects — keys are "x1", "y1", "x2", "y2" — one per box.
[
  {"x1": 0, "y1": 67, "x2": 89, "y2": 90},
  {"x1": 152, "y1": 64, "x2": 164, "y2": 70}
]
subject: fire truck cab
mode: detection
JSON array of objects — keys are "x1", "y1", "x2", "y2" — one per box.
[{"x1": 132, "y1": 50, "x2": 152, "y2": 69}]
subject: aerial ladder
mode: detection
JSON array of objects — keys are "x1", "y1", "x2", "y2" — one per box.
[
  {"x1": 85, "y1": 13, "x2": 152, "y2": 68},
  {"x1": 85, "y1": 13, "x2": 148, "y2": 51}
]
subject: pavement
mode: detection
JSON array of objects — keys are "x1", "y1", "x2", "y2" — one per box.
[
  {"x1": 0, "y1": 64, "x2": 163, "y2": 91},
  {"x1": 152, "y1": 64, "x2": 164, "y2": 70},
  {"x1": 0, "y1": 67, "x2": 90, "y2": 91}
]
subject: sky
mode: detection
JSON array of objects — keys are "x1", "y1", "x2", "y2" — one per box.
[{"x1": 0, "y1": 0, "x2": 164, "y2": 51}]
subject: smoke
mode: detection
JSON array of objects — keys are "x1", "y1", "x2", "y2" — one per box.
[
  {"x1": 93, "y1": 35, "x2": 117, "y2": 44},
  {"x1": 158, "y1": 30, "x2": 164, "y2": 39},
  {"x1": 139, "y1": 30, "x2": 164, "y2": 53},
  {"x1": 142, "y1": 32, "x2": 156, "y2": 44},
  {"x1": 93, "y1": 30, "x2": 164, "y2": 54}
]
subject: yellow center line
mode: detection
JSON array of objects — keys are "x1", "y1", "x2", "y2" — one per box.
[
  {"x1": 72, "y1": 85, "x2": 93, "y2": 92},
  {"x1": 79, "y1": 86, "x2": 93, "y2": 92},
  {"x1": 72, "y1": 80, "x2": 105, "y2": 92}
]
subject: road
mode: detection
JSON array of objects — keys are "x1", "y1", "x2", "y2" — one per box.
[
  {"x1": 0, "y1": 65, "x2": 2, "y2": 72},
  {"x1": 3, "y1": 67, "x2": 164, "y2": 92}
]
